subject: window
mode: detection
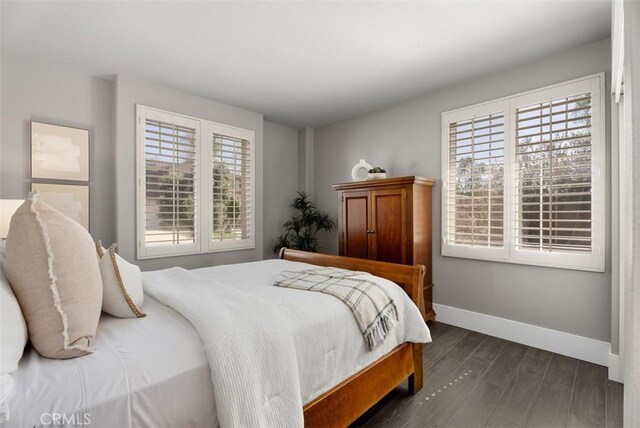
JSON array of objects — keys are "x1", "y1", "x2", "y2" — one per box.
[
  {"x1": 514, "y1": 95, "x2": 593, "y2": 253},
  {"x1": 137, "y1": 106, "x2": 255, "y2": 259},
  {"x1": 208, "y1": 123, "x2": 255, "y2": 251},
  {"x1": 447, "y1": 109, "x2": 506, "y2": 249},
  {"x1": 442, "y1": 74, "x2": 604, "y2": 271}
]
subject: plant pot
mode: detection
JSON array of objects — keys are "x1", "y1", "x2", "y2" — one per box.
[{"x1": 367, "y1": 172, "x2": 387, "y2": 180}]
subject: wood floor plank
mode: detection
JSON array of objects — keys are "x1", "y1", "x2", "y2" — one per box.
[
  {"x1": 443, "y1": 341, "x2": 529, "y2": 428},
  {"x1": 423, "y1": 325, "x2": 470, "y2": 370},
  {"x1": 443, "y1": 378, "x2": 506, "y2": 427},
  {"x1": 423, "y1": 330, "x2": 487, "y2": 396},
  {"x1": 544, "y1": 353, "x2": 580, "y2": 387},
  {"x1": 482, "y1": 342, "x2": 531, "y2": 390},
  {"x1": 426, "y1": 321, "x2": 451, "y2": 341},
  {"x1": 526, "y1": 354, "x2": 578, "y2": 428},
  {"x1": 417, "y1": 335, "x2": 508, "y2": 427},
  {"x1": 365, "y1": 330, "x2": 485, "y2": 428},
  {"x1": 567, "y1": 361, "x2": 607, "y2": 428},
  {"x1": 606, "y1": 380, "x2": 624, "y2": 428},
  {"x1": 486, "y1": 347, "x2": 553, "y2": 428}
]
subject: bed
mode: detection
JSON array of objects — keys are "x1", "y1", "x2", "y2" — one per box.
[{"x1": 7, "y1": 249, "x2": 429, "y2": 427}]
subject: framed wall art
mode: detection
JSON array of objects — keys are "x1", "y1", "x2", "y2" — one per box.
[
  {"x1": 31, "y1": 183, "x2": 90, "y2": 230},
  {"x1": 31, "y1": 122, "x2": 90, "y2": 182}
]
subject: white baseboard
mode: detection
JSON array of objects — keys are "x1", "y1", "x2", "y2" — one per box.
[
  {"x1": 433, "y1": 303, "x2": 610, "y2": 368},
  {"x1": 608, "y1": 349, "x2": 623, "y2": 382}
]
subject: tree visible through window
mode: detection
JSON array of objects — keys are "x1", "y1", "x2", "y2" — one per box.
[
  {"x1": 212, "y1": 134, "x2": 251, "y2": 242},
  {"x1": 515, "y1": 94, "x2": 592, "y2": 253},
  {"x1": 448, "y1": 112, "x2": 505, "y2": 248}
]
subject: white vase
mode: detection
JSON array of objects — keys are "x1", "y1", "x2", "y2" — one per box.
[{"x1": 351, "y1": 159, "x2": 372, "y2": 181}]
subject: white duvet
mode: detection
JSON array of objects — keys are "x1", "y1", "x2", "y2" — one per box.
[{"x1": 144, "y1": 259, "x2": 430, "y2": 428}]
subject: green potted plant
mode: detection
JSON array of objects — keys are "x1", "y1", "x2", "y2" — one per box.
[
  {"x1": 273, "y1": 191, "x2": 335, "y2": 254},
  {"x1": 368, "y1": 167, "x2": 387, "y2": 179}
]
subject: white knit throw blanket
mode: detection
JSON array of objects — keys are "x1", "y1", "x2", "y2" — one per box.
[
  {"x1": 144, "y1": 268, "x2": 303, "y2": 428},
  {"x1": 274, "y1": 267, "x2": 399, "y2": 350}
]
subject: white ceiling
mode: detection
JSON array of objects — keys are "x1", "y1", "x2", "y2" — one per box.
[{"x1": 1, "y1": 1, "x2": 611, "y2": 128}]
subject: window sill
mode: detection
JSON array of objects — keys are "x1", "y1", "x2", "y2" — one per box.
[
  {"x1": 442, "y1": 246, "x2": 605, "y2": 273},
  {"x1": 137, "y1": 244, "x2": 256, "y2": 260}
]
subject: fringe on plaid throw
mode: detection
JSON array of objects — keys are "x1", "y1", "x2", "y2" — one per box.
[{"x1": 274, "y1": 267, "x2": 399, "y2": 350}]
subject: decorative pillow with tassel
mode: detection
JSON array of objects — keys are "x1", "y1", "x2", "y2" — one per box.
[
  {"x1": 6, "y1": 193, "x2": 102, "y2": 359},
  {"x1": 96, "y1": 241, "x2": 146, "y2": 318}
]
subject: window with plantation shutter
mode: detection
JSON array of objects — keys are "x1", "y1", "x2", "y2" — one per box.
[
  {"x1": 136, "y1": 106, "x2": 255, "y2": 259},
  {"x1": 138, "y1": 109, "x2": 200, "y2": 258},
  {"x1": 208, "y1": 123, "x2": 255, "y2": 251},
  {"x1": 442, "y1": 74, "x2": 604, "y2": 271},
  {"x1": 515, "y1": 94, "x2": 593, "y2": 253},
  {"x1": 447, "y1": 111, "x2": 505, "y2": 249}
]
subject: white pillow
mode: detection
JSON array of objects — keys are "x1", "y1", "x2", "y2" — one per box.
[
  {"x1": 96, "y1": 242, "x2": 145, "y2": 318},
  {"x1": 0, "y1": 239, "x2": 28, "y2": 423}
]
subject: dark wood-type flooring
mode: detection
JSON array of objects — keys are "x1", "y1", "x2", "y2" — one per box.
[{"x1": 354, "y1": 322, "x2": 623, "y2": 428}]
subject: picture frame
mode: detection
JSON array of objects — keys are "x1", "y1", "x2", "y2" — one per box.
[
  {"x1": 31, "y1": 122, "x2": 90, "y2": 182},
  {"x1": 31, "y1": 183, "x2": 90, "y2": 230}
]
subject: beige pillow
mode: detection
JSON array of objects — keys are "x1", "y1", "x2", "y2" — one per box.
[
  {"x1": 96, "y1": 241, "x2": 146, "y2": 318},
  {"x1": 6, "y1": 193, "x2": 102, "y2": 359}
]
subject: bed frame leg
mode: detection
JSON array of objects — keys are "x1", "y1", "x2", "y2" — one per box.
[{"x1": 408, "y1": 343, "x2": 423, "y2": 395}]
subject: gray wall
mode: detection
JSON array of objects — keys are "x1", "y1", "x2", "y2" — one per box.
[
  {"x1": 0, "y1": 55, "x2": 116, "y2": 245},
  {"x1": 263, "y1": 120, "x2": 299, "y2": 258},
  {"x1": 298, "y1": 127, "x2": 314, "y2": 193},
  {"x1": 314, "y1": 38, "x2": 612, "y2": 342},
  {"x1": 0, "y1": 56, "x2": 300, "y2": 271}
]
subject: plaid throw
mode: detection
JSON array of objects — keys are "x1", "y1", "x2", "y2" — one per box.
[{"x1": 274, "y1": 267, "x2": 399, "y2": 350}]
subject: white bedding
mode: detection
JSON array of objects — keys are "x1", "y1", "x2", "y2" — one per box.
[
  {"x1": 143, "y1": 266, "x2": 305, "y2": 427},
  {"x1": 7, "y1": 259, "x2": 430, "y2": 428},
  {"x1": 7, "y1": 297, "x2": 217, "y2": 428},
  {"x1": 188, "y1": 260, "x2": 431, "y2": 405}
]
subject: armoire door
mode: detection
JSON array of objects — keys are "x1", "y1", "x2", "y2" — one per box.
[
  {"x1": 340, "y1": 191, "x2": 370, "y2": 259},
  {"x1": 370, "y1": 188, "x2": 407, "y2": 264}
]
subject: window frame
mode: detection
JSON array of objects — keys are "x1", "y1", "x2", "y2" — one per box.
[
  {"x1": 136, "y1": 105, "x2": 256, "y2": 260},
  {"x1": 441, "y1": 74, "x2": 605, "y2": 272}
]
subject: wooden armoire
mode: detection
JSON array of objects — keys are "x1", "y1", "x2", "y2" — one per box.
[{"x1": 333, "y1": 176, "x2": 435, "y2": 321}]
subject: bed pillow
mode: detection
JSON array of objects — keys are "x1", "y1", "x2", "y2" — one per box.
[
  {"x1": 6, "y1": 193, "x2": 102, "y2": 359},
  {"x1": 96, "y1": 241, "x2": 146, "y2": 318},
  {"x1": 0, "y1": 240, "x2": 27, "y2": 423}
]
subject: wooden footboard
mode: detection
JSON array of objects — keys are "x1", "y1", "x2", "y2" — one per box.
[{"x1": 279, "y1": 249, "x2": 425, "y2": 427}]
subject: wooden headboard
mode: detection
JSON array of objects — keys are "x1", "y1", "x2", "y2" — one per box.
[{"x1": 279, "y1": 248, "x2": 426, "y2": 317}]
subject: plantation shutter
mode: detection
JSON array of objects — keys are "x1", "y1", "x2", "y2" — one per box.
[
  {"x1": 209, "y1": 125, "x2": 255, "y2": 251},
  {"x1": 515, "y1": 92, "x2": 593, "y2": 253},
  {"x1": 140, "y1": 110, "x2": 200, "y2": 257},
  {"x1": 447, "y1": 111, "x2": 505, "y2": 249}
]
